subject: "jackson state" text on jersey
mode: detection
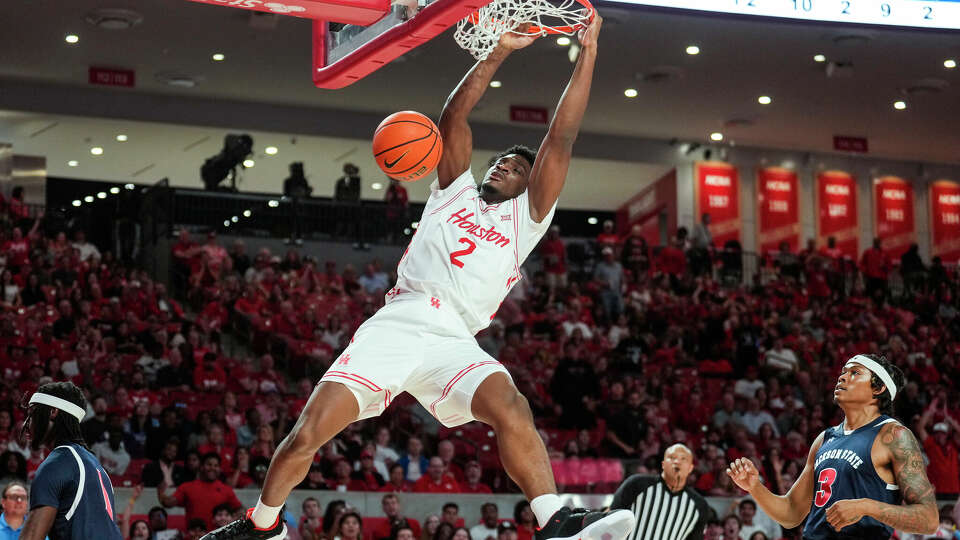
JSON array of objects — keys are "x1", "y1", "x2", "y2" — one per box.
[{"x1": 814, "y1": 447, "x2": 864, "y2": 469}]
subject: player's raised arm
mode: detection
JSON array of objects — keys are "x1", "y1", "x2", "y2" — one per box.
[
  {"x1": 727, "y1": 432, "x2": 824, "y2": 528},
  {"x1": 20, "y1": 506, "x2": 57, "y2": 540},
  {"x1": 826, "y1": 423, "x2": 938, "y2": 534},
  {"x1": 437, "y1": 28, "x2": 538, "y2": 189},
  {"x1": 527, "y1": 15, "x2": 600, "y2": 223}
]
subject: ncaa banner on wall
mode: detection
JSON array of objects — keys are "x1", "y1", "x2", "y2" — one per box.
[
  {"x1": 930, "y1": 179, "x2": 960, "y2": 264},
  {"x1": 756, "y1": 167, "x2": 800, "y2": 255},
  {"x1": 873, "y1": 176, "x2": 915, "y2": 257},
  {"x1": 816, "y1": 170, "x2": 859, "y2": 260},
  {"x1": 694, "y1": 162, "x2": 741, "y2": 247}
]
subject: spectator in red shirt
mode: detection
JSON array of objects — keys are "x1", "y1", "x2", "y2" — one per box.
[
  {"x1": 596, "y1": 220, "x2": 620, "y2": 253},
  {"x1": 157, "y1": 452, "x2": 242, "y2": 530},
  {"x1": 657, "y1": 236, "x2": 687, "y2": 292},
  {"x1": 458, "y1": 460, "x2": 492, "y2": 493},
  {"x1": 436, "y1": 440, "x2": 463, "y2": 482},
  {"x1": 860, "y1": 239, "x2": 889, "y2": 301},
  {"x1": 385, "y1": 179, "x2": 410, "y2": 245},
  {"x1": 413, "y1": 457, "x2": 460, "y2": 493},
  {"x1": 371, "y1": 493, "x2": 422, "y2": 540},
  {"x1": 514, "y1": 501, "x2": 536, "y2": 540},
  {"x1": 917, "y1": 398, "x2": 960, "y2": 496},
  {"x1": 380, "y1": 463, "x2": 413, "y2": 493},
  {"x1": 540, "y1": 225, "x2": 567, "y2": 291},
  {"x1": 197, "y1": 423, "x2": 236, "y2": 474},
  {"x1": 352, "y1": 450, "x2": 386, "y2": 490},
  {"x1": 327, "y1": 458, "x2": 368, "y2": 491},
  {"x1": 193, "y1": 353, "x2": 227, "y2": 392}
]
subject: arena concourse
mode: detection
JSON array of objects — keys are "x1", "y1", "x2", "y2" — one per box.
[{"x1": 2, "y1": 1, "x2": 960, "y2": 540}]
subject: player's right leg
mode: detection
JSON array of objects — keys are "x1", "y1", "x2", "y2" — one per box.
[{"x1": 200, "y1": 381, "x2": 358, "y2": 540}]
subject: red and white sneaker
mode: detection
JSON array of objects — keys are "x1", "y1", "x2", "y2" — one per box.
[{"x1": 200, "y1": 508, "x2": 287, "y2": 540}]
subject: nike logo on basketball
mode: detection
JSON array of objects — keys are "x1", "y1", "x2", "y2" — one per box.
[{"x1": 384, "y1": 152, "x2": 407, "y2": 169}]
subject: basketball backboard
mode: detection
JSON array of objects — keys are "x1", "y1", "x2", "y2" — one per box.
[{"x1": 184, "y1": 0, "x2": 489, "y2": 89}]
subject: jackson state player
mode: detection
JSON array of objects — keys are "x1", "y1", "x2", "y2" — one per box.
[{"x1": 727, "y1": 354, "x2": 938, "y2": 539}]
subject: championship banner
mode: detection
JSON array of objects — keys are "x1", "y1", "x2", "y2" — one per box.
[
  {"x1": 694, "y1": 162, "x2": 740, "y2": 246},
  {"x1": 873, "y1": 176, "x2": 915, "y2": 257},
  {"x1": 756, "y1": 167, "x2": 800, "y2": 255},
  {"x1": 930, "y1": 179, "x2": 960, "y2": 264},
  {"x1": 816, "y1": 170, "x2": 858, "y2": 259}
]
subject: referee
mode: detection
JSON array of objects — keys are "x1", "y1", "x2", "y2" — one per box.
[{"x1": 609, "y1": 444, "x2": 709, "y2": 540}]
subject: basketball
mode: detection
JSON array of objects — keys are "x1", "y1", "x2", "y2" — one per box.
[{"x1": 372, "y1": 111, "x2": 443, "y2": 182}]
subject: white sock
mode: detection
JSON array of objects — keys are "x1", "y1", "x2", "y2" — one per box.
[
  {"x1": 251, "y1": 497, "x2": 283, "y2": 529},
  {"x1": 531, "y1": 494, "x2": 563, "y2": 528}
]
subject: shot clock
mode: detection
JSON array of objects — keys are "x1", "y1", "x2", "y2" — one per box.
[{"x1": 600, "y1": 0, "x2": 960, "y2": 31}]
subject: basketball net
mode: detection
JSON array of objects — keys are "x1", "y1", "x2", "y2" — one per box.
[{"x1": 454, "y1": 0, "x2": 592, "y2": 61}]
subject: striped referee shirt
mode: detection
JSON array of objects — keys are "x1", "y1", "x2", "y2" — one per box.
[{"x1": 610, "y1": 474, "x2": 709, "y2": 540}]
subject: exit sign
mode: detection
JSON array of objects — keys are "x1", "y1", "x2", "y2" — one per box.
[
  {"x1": 510, "y1": 105, "x2": 549, "y2": 124},
  {"x1": 833, "y1": 135, "x2": 868, "y2": 153},
  {"x1": 89, "y1": 67, "x2": 136, "y2": 88}
]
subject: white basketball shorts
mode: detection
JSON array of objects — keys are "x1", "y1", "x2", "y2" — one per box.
[{"x1": 318, "y1": 292, "x2": 511, "y2": 427}]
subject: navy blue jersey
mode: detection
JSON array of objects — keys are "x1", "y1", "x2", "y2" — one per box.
[
  {"x1": 30, "y1": 444, "x2": 123, "y2": 540},
  {"x1": 803, "y1": 415, "x2": 901, "y2": 540}
]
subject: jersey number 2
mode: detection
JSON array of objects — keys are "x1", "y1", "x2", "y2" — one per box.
[
  {"x1": 814, "y1": 468, "x2": 837, "y2": 507},
  {"x1": 449, "y1": 238, "x2": 477, "y2": 268}
]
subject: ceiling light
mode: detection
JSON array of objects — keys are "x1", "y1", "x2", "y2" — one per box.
[
  {"x1": 893, "y1": 100, "x2": 907, "y2": 110},
  {"x1": 90, "y1": 147, "x2": 103, "y2": 155},
  {"x1": 489, "y1": 81, "x2": 502, "y2": 88},
  {"x1": 84, "y1": 196, "x2": 94, "y2": 203},
  {"x1": 110, "y1": 187, "x2": 120, "y2": 194},
  {"x1": 710, "y1": 132, "x2": 724, "y2": 141},
  {"x1": 223, "y1": 220, "x2": 231, "y2": 227},
  {"x1": 758, "y1": 95, "x2": 772, "y2": 105},
  {"x1": 243, "y1": 210, "x2": 252, "y2": 217},
  {"x1": 116, "y1": 134, "x2": 128, "y2": 142},
  {"x1": 67, "y1": 160, "x2": 78, "y2": 167},
  {"x1": 587, "y1": 217, "x2": 598, "y2": 225},
  {"x1": 231, "y1": 216, "x2": 239, "y2": 222},
  {"x1": 412, "y1": 221, "x2": 420, "y2": 229},
  {"x1": 124, "y1": 183, "x2": 135, "y2": 190},
  {"x1": 97, "y1": 192, "x2": 107, "y2": 199},
  {"x1": 556, "y1": 37, "x2": 571, "y2": 46},
  {"x1": 65, "y1": 34, "x2": 79, "y2": 44},
  {"x1": 264, "y1": 146, "x2": 278, "y2": 155},
  {"x1": 243, "y1": 159, "x2": 255, "y2": 168},
  {"x1": 212, "y1": 53, "x2": 225, "y2": 61},
  {"x1": 268, "y1": 200, "x2": 279, "y2": 208},
  {"x1": 686, "y1": 45, "x2": 700, "y2": 55},
  {"x1": 814, "y1": 54, "x2": 826, "y2": 62},
  {"x1": 945, "y1": 59, "x2": 957, "y2": 69},
  {"x1": 72, "y1": 200, "x2": 82, "y2": 207},
  {"x1": 624, "y1": 88, "x2": 638, "y2": 98},
  {"x1": 371, "y1": 182, "x2": 383, "y2": 190}
]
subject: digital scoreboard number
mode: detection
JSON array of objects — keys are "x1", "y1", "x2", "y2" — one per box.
[{"x1": 601, "y1": 0, "x2": 960, "y2": 30}]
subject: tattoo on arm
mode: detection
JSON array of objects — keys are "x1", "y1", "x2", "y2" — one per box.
[{"x1": 871, "y1": 424, "x2": 938, "y2": 534}]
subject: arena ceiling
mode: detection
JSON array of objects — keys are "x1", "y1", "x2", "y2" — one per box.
[{"x1": 1, "y1": 0, "x2": 959, "y2": 188}]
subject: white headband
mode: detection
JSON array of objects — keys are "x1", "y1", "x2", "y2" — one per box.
[
  {"x1": 29, "y1": 393, "x2": 86, "y2": 421},
  {"x1": 845, "y1": 355, "x2": 897, "y2": 401}
]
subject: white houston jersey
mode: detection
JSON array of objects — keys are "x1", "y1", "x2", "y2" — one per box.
[{"x1": 389, "y1": 169, "x2": 556, "y2": 335}]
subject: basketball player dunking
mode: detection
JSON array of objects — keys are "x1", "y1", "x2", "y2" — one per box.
[
  {"x1": 205, "y1": 15, "x2": 635, "y2": 540},
  {"x1": 727, "y1": 354, "x2": 938, "y2": 539}
]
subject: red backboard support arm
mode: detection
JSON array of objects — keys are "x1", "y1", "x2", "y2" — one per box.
[
  {"x1": 312, "y1": 0, "x2": 489, "y2": 89},
  {"x1": 184, "y1": 0, "x2": 390, "y2": 26}
]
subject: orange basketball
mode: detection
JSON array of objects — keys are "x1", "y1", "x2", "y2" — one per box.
[{"x1": 373, "y1": 111, "x2": 443, "y2": 182}]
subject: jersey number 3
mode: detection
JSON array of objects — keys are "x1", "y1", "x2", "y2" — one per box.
[
  {"x1": 814, "y1": 468, "x2": 837, "y2": 507},
  {"x1": 449, "y1": 238, "x2": 477, "y2": 268}
]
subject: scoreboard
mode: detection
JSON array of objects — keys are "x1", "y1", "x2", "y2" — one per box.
[{"x1": 600, "y1": 0, "x2": 960, "y2": 31}]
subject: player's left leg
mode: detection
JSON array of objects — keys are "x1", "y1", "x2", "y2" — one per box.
[{"x1": 408, "y1": 339, "x2": 634, "y2": 540}]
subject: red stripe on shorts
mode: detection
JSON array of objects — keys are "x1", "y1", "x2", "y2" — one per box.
[
  {"x1": 429, "y1": 361, "x2": 502, "y2": 417},
  {"x1": 322, "y1": 372, "x2": 381, "y2": 393}
]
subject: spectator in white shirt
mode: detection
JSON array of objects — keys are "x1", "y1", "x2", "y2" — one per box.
[
  {"x1": 373, "y1": 426, "x2": 399, "y2": 479},
  {"x1": 357, "y1": 263, "x2": 390, "y2": 294},
  {"x1": 72, "y1": 230, "x2": 101, "y2": 262},
  {"x1": 763, "y1": 339, "x2": 799, "y2": 373},
  {"x1": 469, "y1": 503, "x2": 499, "y2": 540},
  {"x1": 734, "y1": 366, "x2": 765, "y2": 400},
  {"x1": 740, "y1": 399, "x2": 780, "y2": 437},
  {"x1": 735, "y1": 499, "x2": 781, "y2": 540},
  {"x1": 93, "y1": 428, "x2": 131, "y2": 476}
]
